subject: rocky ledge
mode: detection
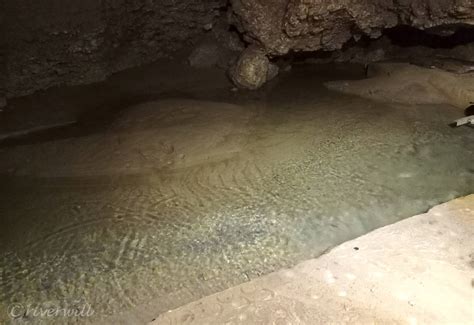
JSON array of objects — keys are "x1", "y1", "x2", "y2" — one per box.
[{"x1": 228, "y1": 0, "x2": 474, "y2": 89}]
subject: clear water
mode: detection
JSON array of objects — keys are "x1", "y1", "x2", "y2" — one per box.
[{"x1": 0, "y1": 64, "x2": 473, "y2": 324}]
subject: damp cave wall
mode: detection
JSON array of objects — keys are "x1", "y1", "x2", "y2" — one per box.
[
  {"x1": 1, "y1": 0, "x2": 227, "y2": 100},
  {"x1": 2, "y1": 0, "x2": 474, "y2": 102}
]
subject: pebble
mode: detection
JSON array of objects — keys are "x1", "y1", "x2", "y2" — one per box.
[{"x1": 161, "y1": 142, "x2": 175, "y2": 154}]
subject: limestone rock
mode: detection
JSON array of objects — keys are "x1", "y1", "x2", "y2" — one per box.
[
  {"x1": 230, "y1": 0, "x2": 474, "y2": 56},
  {"x1": 188, "y1": 22, "x2": 245, "y2": 70},
  {"x1": 4, "y1": 0, "x2": 227, "y2": 98},
  {"x1": 230, "y1": 47, "x2": 270, "y2": 89}
]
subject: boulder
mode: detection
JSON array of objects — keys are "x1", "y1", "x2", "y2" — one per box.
[{"x1": 229, "y1": 47, "x2": 271, "y2": 89}]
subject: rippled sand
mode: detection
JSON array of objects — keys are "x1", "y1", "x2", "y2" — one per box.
[{"x1": 0, "y1": 63, "x2": 473, "y2": 324}]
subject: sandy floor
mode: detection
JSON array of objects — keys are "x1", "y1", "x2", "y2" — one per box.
[
  {"x1": 325, "y1": 62, "x2": 474, "y2": 108},
  {"x1": 152, "y1": 195, "x2": 474, "y2": 325}
]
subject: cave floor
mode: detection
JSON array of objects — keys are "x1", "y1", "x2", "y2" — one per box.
[{"x1": 0, "y1": 61, "x2": 473, "y2": 324}]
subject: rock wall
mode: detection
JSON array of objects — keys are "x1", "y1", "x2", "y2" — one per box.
[
  {"x1": 3, "y1": 0, "x2": 474, "y2": 97},
  {"x1": 3, "y1": 0, "x2": 226, "y2": 98},
  {"x1": 230, "y1": 0, "x2": 474, "y2": 56}
]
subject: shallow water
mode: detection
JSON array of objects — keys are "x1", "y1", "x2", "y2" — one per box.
[{"x1": 0, "y1": 63, "x2": 473, "y2": 324}]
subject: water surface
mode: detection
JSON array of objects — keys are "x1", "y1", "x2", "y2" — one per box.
[{"x1": 0, "y1": 63, "x2": 473, "y2": 324}]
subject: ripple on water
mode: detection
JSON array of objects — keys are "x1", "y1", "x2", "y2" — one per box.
[{"x1": 0, "y1": 86, "x2": 473, "y2": 323}]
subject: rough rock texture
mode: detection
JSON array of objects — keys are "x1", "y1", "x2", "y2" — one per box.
[
  {"x1": 229, "y1": 46, "x2": 271, "y2": 89},
  {"x1": 187, "y1": 21, "x2": 245, "y2": 70},
  {"x1": 188, "y1": 41, "x2": 223, "y2": 68},
  {"x1": 300, "y1": 37, "x2": 474, "y2": 73},
  {"x1": 230, "y1": 0, "x2": 474, "y2": 56},
  {"x1": 351, "y1": 41, "x2": 474, "y2": 68},
  {"x1": 4, "y1": 0, "x2": 474, "y2": 96},
  {"x1": 3, "y1": 0, "x2": 226, "y2": 98}
]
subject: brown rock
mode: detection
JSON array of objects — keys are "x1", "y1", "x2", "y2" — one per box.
[
  {"x1": 229, "y1": 46, "x2": 270, "y2": 89},
  {"x1": 230, "y1": 0, "x2": 474, "y2": 56}
]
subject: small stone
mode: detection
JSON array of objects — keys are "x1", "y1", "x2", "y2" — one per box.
[
  {"x1": 161, "y1": 143, "x2": 174, "y2": 155},
  {"x1": 203, "y1": 23, "x2": 213, "y2": 31},
  {"x1": 0, "y1": 97, "x2": 7, "y2": 109}
]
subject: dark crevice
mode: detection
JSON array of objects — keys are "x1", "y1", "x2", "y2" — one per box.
[
  {"x1": 384, "y1": 25, "x2": 474, "y2": 48},
  {"x1": 272, "y1": 24, "x2": 474, "y2": 67}
]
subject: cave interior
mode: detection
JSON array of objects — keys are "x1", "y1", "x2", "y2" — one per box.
[{"x1": 0, "y1": 0, "x2": 473, "y2": 324}]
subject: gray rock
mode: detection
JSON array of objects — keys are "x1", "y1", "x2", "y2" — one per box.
[{"x1": 267, "y1": 63, "x2": 280, "y2": 82}]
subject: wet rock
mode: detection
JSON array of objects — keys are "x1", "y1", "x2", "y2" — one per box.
[
  {"x1": 203, "y1": 23, "x2": 214, "y2": 31},
  {"x1": 334, "y1": 47, "x2": 386, "y2": 65},
  {"x1": 188, "y1": 20, "x2": 245, "y2": 70},
  {"x1": 230, "y1": 0, "x2": 474, "y2": 56},
  {"x1": 212, "y1": 19, "x2": 245, "y2": 53},
  {"x1": 4, "y1": 0, "x2": 227, "y2": 97},
  {"x1": 267, "y1": 63, "x2": 280, "y2": 82},
  {"x1": 229, "y1": 0, "x2": 474, "y2": 89},
  {"x1": 188, "y1": 42, "x2": 222, "y2": 69},
  {"x1": 229, "y1": 47, "x2": 270, "y2": 90}
]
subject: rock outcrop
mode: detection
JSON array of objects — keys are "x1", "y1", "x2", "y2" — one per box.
[
  {"x1": 3, "y1": 0, "x2": 474, "y2": 95},
  {"x1": 230, "y1": 0, "x2": 474, "y2": 56},
  {"x1": 3, "y1": 0, "x2": 226, "y2": 98},
  {"x1": 188, "y1": 20, "x2": 245, "y2": 70}
]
